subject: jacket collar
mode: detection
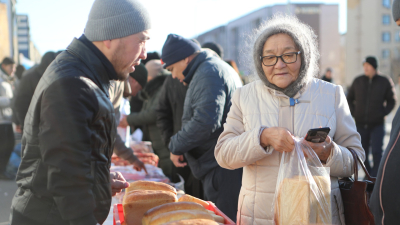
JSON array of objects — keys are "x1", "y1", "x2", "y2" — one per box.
[
  {"x1": 183, "y1": 50, "x2": 214, "y2": 84},
  {"x1": 66, "y1": 37, "x2": 112, "y2": 97}
]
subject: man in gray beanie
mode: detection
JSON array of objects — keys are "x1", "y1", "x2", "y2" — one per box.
[
  {"x1": 10, "y1": 0, "x2": 151, "y2": 224},
  {"x1": 370, "y1": 0, "x2": 400, "y2": 223}
]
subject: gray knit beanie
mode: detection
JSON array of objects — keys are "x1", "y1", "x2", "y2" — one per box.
[
  {"x1": 84, "y1": 0, "x2": 151, "y2": 41},
  {"x1": 393, "y1": 0, "x2": 400, "y2": 22}
]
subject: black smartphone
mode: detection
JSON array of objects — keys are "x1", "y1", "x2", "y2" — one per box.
[{"x1": 304, "y1": 127, "x2": 331, "y2": 143}]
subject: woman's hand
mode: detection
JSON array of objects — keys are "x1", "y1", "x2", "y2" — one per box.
[
  {"x1": 260, "y1": 127, "x2": 295, "y2": 153},
  {"x1": 302, "y1": 136, "x2": 333, "y2": 163}
]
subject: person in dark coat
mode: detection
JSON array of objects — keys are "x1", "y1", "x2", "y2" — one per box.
[
  {"x1": 122, "y1": 70, "x2": 180, "y2": 182},
  {"x1": 201, "y1": 42, "x2": 224, "y2": 59},
  {"x1": 161, "y1": 34, "x2": 243, "y2": 221},
  {"x1": 10, "y1": 0, "x2": 151, "y2": 224},
  {"x1": 155, "y1": 67, "x2": 204, "y2": 199},
  {"x1": 13, "y1": 51, "x2": 57, "y2": 130},
  {"x1": 346, "y1": 56, "x2": 395, "y2": 177},
  {"x1": 370, "y1": 1, "x2": 400, "y2": 223},
  {"x1": 320, "y1": 67, "x2": 333, "y2": 83}
]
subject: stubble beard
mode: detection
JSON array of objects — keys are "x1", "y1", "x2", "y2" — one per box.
[{"x1": 111, "y1": 44, "x2": 130, "y2": 81}]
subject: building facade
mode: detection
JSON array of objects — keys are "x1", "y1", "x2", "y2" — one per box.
[
  {"x1": 0, "y1": 0, "x2": 18, "y2": 62},
  {"x1": 346, "y1": 0, "x2": 399, "y2": 88},
  {"x1": 196, "y1": 3, "x2": 343, "y2": 84},
  {"x1": 17, "y1": 14, "x2": 30, "y2": 59}
]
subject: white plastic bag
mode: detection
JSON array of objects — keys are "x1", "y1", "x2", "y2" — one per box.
[{"x1": 273, "y1": 137, "x2": 332, "y2": 225}]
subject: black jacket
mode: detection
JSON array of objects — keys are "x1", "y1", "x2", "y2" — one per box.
[
  {"x1": 347, "y1": 74, "x2": 395, "y2": 127},
  {"x1": 156, "y1": 75, "x2": 188, "y2": 146},
  {"x1": 14, "y1": 52, "x2": 57, "y2": 129},
  {"x1": 11, "y1": 37, "x2": 116, "y2": 225},
  {"x1": 126, "y1": 75, "x2": 178, "y2": 180},
  {"x1": 370, "y1": 106, "x2": 400, "y2": 224},
  {"x1": 168, "y1": 50, "x2": 243, "y2": 180}
]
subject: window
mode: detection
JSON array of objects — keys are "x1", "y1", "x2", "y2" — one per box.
[
  {"x1": 18, "y1": 37, "x2": 28, "y2": 42},
  {"x1": 395, "y1": 31, "x2": 400, "y2": 42},
  {"x1": 17, "y1": 29, "x2": 28, "y2": 35},
  {"x1": 383, "y1": 15, "x2": 391, "y2": 25},
  {"x1": 382, "y1": 32, "x2": 391, "y2": 42},
  {"x1": 382, "y1": 49, "x2": 390, "y2": 59},
  {"x1": 383, "y1": 0, "x2": 391, "y2": 8}
]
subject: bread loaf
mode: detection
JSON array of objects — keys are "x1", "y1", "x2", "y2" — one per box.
[
  {"x1": 123, "y1": 190, "x2": 177, "y2": 225},
  {"x1": 163, "y1": 219, "x2": 219, "y2": 225},
  {"x1": 142, "y1": 202, "x2": 206, "y2": 225},
  {"x1": 274, "y1": 176, "x2": 332, "y2": 225},
  {"x1": 178, "y1": 194, "x2": 210, "y2": 208},
  {"x1": 126, "y1": 180, "x2": 177, "y2": 195},
  {"x1": 148, "y1": 209, "x2": 214, "y2": 225}
]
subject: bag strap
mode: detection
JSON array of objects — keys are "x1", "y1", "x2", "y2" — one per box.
[{"x1": 348, "y1": 148, "x2": 374, "y2": 181}]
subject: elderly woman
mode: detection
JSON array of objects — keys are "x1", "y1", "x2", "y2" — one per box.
[{"x1": 215, "y1": 15, "x2": 364, "y2": 225}]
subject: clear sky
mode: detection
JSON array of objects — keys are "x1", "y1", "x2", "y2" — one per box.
[{"x1": 16, "y1": 0, "x2": 347, "y2": 55}]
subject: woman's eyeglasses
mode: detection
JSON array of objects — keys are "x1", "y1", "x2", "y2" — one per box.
[{"x1": 260, "y1": 51, "x2": 301, "y2": 66}]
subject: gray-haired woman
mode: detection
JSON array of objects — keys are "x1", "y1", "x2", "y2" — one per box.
[{"x1": 215, "y1": 15, "x2": 364, "y2": 225}]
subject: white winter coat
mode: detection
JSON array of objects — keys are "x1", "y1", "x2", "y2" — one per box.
[{"x1": 215, "y1": 79, "x2": 364, "y2": 225}]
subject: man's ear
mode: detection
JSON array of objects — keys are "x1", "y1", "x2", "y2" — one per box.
[
  {"x1": 184, "y1": 57, "x2": 190, "y2": 64},
  {"x1": 103, "y1": 40, "x2": 112, "y2": 49}
]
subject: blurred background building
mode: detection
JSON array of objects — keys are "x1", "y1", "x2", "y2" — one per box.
[
  {"x1": 346, "y1": 0, "x2": 399, "y2": 89},
  {"x1": 196, "y1": 3, "x2": 343, "y2": 85},
  {"x1": 0, "y1": 0, "x2": 41, "y2": 66}
]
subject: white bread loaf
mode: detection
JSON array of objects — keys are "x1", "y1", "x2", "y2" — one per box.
[
  {"x1": 274, "y1": 176, "x2": 332, "y2": 225},
  {"x1": 148, "y1": 209, "x2": 214, "y2": 225},
  {"x1": 142, "y1": 202, "x2": 206, "y2": 225},
  {"x1": 178, "y1": 194, "x2": 210, "y2": 208},
  {"x1": 126, "y1": 180, "x2": 177, "y2": 195},
  {"x1": 123, "y1": 190, "x2": 177, "y2": 225}
]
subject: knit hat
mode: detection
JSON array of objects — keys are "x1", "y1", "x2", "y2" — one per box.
[
  {"x1": 84, "y1": 0, "x2": 151, "y2": 41},
  {"x1": 393, "y1": 0, "x2": 400, "y2": 22},
  {"x1": 201, "y1": 42, "x2": 224, "y2": 58},
  {"x1": 129, "y1": 63, "x2": 148, "y2": 88},
  {"x1": 161, "y1": 34, "x2": 201, "y2": 68},
  {"x1": 363, "y1": 56, "x2": 378, "y2": 70}
]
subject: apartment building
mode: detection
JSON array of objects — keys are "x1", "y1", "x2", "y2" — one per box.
[
  {"x1": 346, "y1": 0, "x2": 399, "y2": 87},
  {"x1": 196, "y1": 3, "x2": 342, "y2": 84}
]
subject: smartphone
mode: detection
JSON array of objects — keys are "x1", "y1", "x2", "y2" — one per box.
[{"x1": 304, "y1": 127, "x2": 331, "y2": 143}]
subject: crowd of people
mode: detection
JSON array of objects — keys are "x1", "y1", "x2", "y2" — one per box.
[{"x1": 1, "y1": 0, "x2": 400, "y2": 224}]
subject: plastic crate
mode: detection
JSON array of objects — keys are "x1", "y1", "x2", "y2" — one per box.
[{"x1": 113, "y1": 201, "x2": 235, "y2": 225}]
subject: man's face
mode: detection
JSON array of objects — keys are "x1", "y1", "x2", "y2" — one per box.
[
  {"x1": 396, "y1": 19, "x2": 400, "y2": 26},
  {"x1": 325, "y1": 70, "x2": 332, "y2": 79},
  {"x1": 2, "y1": 64, "x2": 15, "y2": 77},
  {"x1": 110, "y1": 30, "x2": 150, "y2": 81},
  {"x1": 363, "y1": 63, "x2": 376, "y2": 76},
  {"x1": 166, "y1": 59, "x2": 187, "y2": 82},
  {"x1": 128, "y1": 76, "x2": 142, "y2": 97}
]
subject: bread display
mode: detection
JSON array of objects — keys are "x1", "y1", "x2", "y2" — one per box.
[
  {"x1": 126, "y1": 180, "x2": 177, "y2": 195},
  {"x1": 163, "y1": 219, "x2": 220, "y2": 225},
  {"x1": 178, "y1": 194, "x2": 210, "y2": 208},
  {"x1": 142, "y1": 202, "x2": 206, "y2": 225},
  {"x1": 123, "y1": 190, "x2": 177, "y2": 225},
  {"x1": 148, "y1": 209, "x2": 215, "y2": 225},
  {"x1": 274, "y1": 176, "x2": 332, "y2": 225}
]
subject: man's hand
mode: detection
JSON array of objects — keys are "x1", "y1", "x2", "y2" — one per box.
[
  {"x1": 135, "y1": 152, "x2": 159, "y2": 166},
  {"x1": 118, "y1": 115, "x2": 129, "y2": 128},
  {"x1": 170, "y1": 153, "x2": 187, "y2": 167},
  {"x1": 130, "y1": 157, "x2": 148, "y2": 174},
  {"x1": 110, "y1": 172, "x2": 129, "y2": 196}
]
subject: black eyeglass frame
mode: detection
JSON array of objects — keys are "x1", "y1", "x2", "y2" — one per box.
[{"x1": 260, "y1": 51, "x2": 301, "y2": 67}]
